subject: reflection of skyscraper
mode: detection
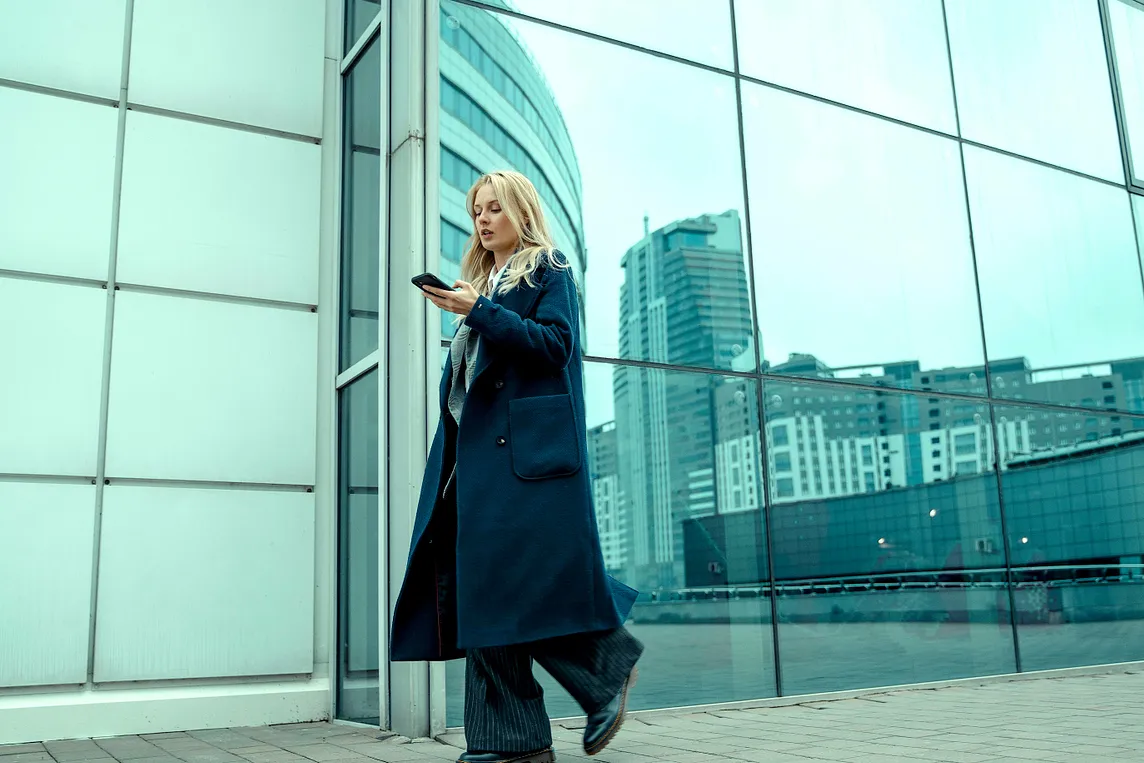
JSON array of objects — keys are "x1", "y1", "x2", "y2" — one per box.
[
  {"x1": 587, "y1": 422, "x2": 627, "y2": 573},
  {"x1": 613, "y1": 211, "x2": 753, "y2": 589},
  {"x1": 438, "y1": 1, "x2": 587, "y2": 334}
]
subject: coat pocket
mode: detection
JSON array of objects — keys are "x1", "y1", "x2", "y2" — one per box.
[{"x1": 507, "y1": 394, "x2": 582, "y2": 479}]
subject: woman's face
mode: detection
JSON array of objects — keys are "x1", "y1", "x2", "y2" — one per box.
[{"x1": 473, "y1": 183, "x2": 518, "y2": 256}]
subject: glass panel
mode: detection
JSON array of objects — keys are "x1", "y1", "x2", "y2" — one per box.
[
  {"x1": 345, "y1": 0, "x2": 381, "y2": 53},
  {"x1": 438, "y1": 3, "x2": 753, "y2": 369},
  {"x1": 995, "y1": 403, "x2": 1144, "y2": 671},
  {"x1": 445, "y1": 362, "x2": 776, "y2": 724},
  {"x1": 336, "y1": 369, "x2": 380, "y2": 723},
  {"x1": 945, "y1": 0, "x2": 1123, "y2": 181},
  {"x1": 339, "y1": 39, "x2": 382, "y2": 371},
  {"x1": 1137, "y1": 194, "x2": 1144, "y2": 274},
  {"x1": 763, "y1": 381, "x2": 1016, "y2": 693},
  {"x1": 743, "y1": 84, "x2": 986, "y2": 390},
  {"x1": 735, "y1": 0, "x2": 956, "y2": 133},
  {"x1": 1111, "y1": 0, "x2": 1144, "y2": 186},
  {"x1": 965, "y1": 147, "x2": 1144, "y2": 415},
  {"x1": 467, "y1": 0, "x2": 733, "y2": 70}
]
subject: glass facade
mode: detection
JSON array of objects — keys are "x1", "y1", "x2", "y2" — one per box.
[
  {"x1": 439, "y1": 0, "x2": 1144, "y2": 724},
  {"x1": 340, "y1": 36, "x2": 382, "y2": 371}
]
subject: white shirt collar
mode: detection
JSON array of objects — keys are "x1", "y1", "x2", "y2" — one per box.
[{"x1": 488, "y1": 264, "x2": 505, "y2": 293}]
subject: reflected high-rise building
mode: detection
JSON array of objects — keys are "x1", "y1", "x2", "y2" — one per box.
[
  {"x1": 613, "y1": 210, "x2": 753, "y2": 590},
  {"x1": 586, "y1": 422, "x2": 627, "y2": 574},
  {"x1": 437, "y1": 0, "x2": 587, "y2": 336}
]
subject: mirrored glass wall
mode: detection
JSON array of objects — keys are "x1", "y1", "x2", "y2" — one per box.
[{"x1": 435, "y1": 0, "x2": 1144, "y2": 723}]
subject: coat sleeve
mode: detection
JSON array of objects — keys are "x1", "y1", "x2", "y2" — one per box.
[{"x1": 462, "y1": 262, "x2": 577, "y2": 369}]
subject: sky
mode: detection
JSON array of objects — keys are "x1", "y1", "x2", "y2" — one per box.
[{"x1": 449, "y1": 0, "x2": 1144, "y2": 428}]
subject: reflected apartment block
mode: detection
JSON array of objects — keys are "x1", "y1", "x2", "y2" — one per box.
[
  {"x1": 587, "y1": 422, "x2": 628, "y2": 573},
  {"x1": 686, "y1": 432, "x2": 1144, "y2": 587},
  {"x1": 613, "y1": 211, "x2": 753, "y2": 590},
  {"x1": 437, "y1": 0, "x2": 587, "y2": 337}
]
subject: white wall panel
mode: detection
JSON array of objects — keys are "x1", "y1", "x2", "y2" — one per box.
[
  {"x1": 0, "y1": 483, "x2": 95, "y2": 688},
  {"x1": 0, "y1": 89, "x2": 118, "y2": 280},
  {"x1": 94, "y1": 485, "x2": 315, "y2": 681},
  {"x1": 116, "y1": 112, "x2": 321, "y2": 304},
  {"x1": 104, "y1": 292, "x2": 318, "y2": 485},
  {"x1": 0, "y1": 279, "x2": 106, "y2": 476},
  {"x1": 128, "y1": 0, "x2": 324, "y2": 136},
  {"x1": 0, "y1": 0, "x2": 126, "y2": 99}
]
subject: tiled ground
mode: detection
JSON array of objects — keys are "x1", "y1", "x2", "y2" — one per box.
[{"x1": 4, "y1": 669, "x2": 1142, "y2": 763}]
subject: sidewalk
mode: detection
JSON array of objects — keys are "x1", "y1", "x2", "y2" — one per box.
[{"x1": 3, "y1": 669, "x2": 1141, "y2": 763}]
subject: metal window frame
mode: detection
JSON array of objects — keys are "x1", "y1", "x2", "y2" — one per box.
[
  {"x1": 1101, "y1": 0, "x2": 1143, "y2": 191},
  {"x1": 332, "y1": 0, "x2": 389, "y2": 730}
]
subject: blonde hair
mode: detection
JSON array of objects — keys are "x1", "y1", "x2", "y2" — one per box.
[{"x1": 460, "y1": 170, "x2": 567, "y2": 296}]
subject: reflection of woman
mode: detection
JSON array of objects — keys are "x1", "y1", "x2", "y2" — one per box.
[{"x1": 391, "y1": 170, "x2": 643, "y2": 763}]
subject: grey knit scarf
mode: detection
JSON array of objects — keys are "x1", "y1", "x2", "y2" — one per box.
[{"x1": 447, "y1": 320, "x2": 481, "y2": 425}]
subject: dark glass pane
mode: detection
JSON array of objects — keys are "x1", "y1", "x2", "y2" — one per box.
[
  {"x1": 336, "y1": 370, "x2": 379, "y2": 723},
  {"x1": 966, "y1": 147, "x2": 1144, "y2": 414},
  {"x1": 736, "y1": 0, "x2": 956, "y2": 133},
  {"x1": 1111, "y1": 0, "x2": 1144, "y2": 185},
  {"x1": 445, "y1": 362, "x2": 776, "y2": 725},
  {"x1": 995, "y1": 403, "x2": 1144, "y2": 671},
  {"x1": 437, "y1": 2, "x2": 752, "y2": 367},
  {"x1": 339, "y1": 40, "x2": 381, "y2": 371},
  {"x1": 344, "y1": 0, "x2": 381, "y2": 53},
  {"x1": 946, "y1": 0, "x2": 1122, "y2": 180},
  {"x1": 743, "y1": 84, "x2": 986, "y2": 389},
  {"x1": 763, "y1": 380, "x2": 1016, "y2": 693}
]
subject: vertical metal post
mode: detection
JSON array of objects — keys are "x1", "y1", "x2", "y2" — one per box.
[{"x1": 386, "y1": 0, "x2": 431, "y2": 739}]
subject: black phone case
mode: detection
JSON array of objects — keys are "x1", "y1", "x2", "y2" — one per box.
[{"x1": 412, "y1": 273, "x2": 454, "y2": 291}]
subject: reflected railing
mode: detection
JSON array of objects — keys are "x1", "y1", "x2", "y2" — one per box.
[{"x1": 642, "y1": 564, "x2": 1144, "y2": 602}]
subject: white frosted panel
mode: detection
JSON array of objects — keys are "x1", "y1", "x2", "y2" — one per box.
[
  {"x1": 0, "y1": 0, "x2": 125, "y2": 98},
  {"x1": 0, "y1": 279, "x2": 105, "y2": 476},
  {"x1": 0, "y1": 88, "x2": 118, "y2": 280},
  {"x1": 0, "y1": 483, "x2": 95, "y2": 687},
  {"x1": 116, "y1": 112, "x2": 321, "y2": 303},
  {"x1": 94, "y1": 485, "x2": 314, "y2": 680},
  {"x1": 105, "y1": 292, "x2": 318, "y2": 484},
  {"x1": 128, "y1": 0, "x2": 324, "y2": 136}
]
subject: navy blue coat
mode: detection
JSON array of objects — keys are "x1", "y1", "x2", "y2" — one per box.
[{"x1": 390, "y1": 254, "x2": 638, "y2": 661}]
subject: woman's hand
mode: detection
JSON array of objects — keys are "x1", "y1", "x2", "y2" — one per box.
[{"x1": 422, "y1": 280, "x2": 479, "y2": 316}]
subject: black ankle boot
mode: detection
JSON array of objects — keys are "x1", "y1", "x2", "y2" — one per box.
[{"x1": 583, "y1": 667, "x2": 637, "y2": 755}]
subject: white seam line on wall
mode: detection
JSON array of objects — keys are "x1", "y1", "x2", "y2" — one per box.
[
  {"x1": 126, "y1": 101, "x2": 322, "y2": 145},
  {"x1": 86, "y1": 0, "x2": 136, "y2": 688},
  {"x1": 0, "y1": 77, "x2": 118, "y2": 108},
  {"x1": 0, "y1": 269, "x2": 107, "y2": 289},
  {"x1": 0, "y1": 269, "x2": 320, "y2": 312},
  {"x1": 114, "y1": 281, "x2": 319, "y2": 312}
]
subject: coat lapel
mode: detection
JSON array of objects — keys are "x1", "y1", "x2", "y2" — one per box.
[{"x1": 469, "y1": 272, "x2": 545, "y2": 388}]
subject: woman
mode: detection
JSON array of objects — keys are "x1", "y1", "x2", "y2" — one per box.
[{"x1": 391, "y1": 170, "x2": 644, "y2": 763}]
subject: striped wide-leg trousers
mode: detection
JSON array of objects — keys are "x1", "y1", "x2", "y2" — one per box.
[{"x1": 463, "y1": 627, "x2": 644, "y2": 755}]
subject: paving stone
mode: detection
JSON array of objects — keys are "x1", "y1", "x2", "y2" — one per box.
[
  {"x1": 47, "y1": 753, "x2": 113, "y2": 763},
  {"x1": 10, "y1": 669, "x2": 1144, "y2": 762},
  {"x1": 0, "y1": 747, "x2": 47, "y2": 758}
]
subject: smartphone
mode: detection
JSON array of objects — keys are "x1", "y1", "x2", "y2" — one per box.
[{"x1": 411, "y1": 272, "x2": 456, "y2": 292}]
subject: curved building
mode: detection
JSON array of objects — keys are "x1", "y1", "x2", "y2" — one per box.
[{"x1": 438, "y1": 0, "x2": 587, "y2": 335}]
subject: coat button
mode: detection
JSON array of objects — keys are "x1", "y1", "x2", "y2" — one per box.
[
  {"x1": 494, "y1": 380, "x2": 504, "y2": 389},
  {"x1": 496, "y1": 436, "x2": 506, "y2": 446}
]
